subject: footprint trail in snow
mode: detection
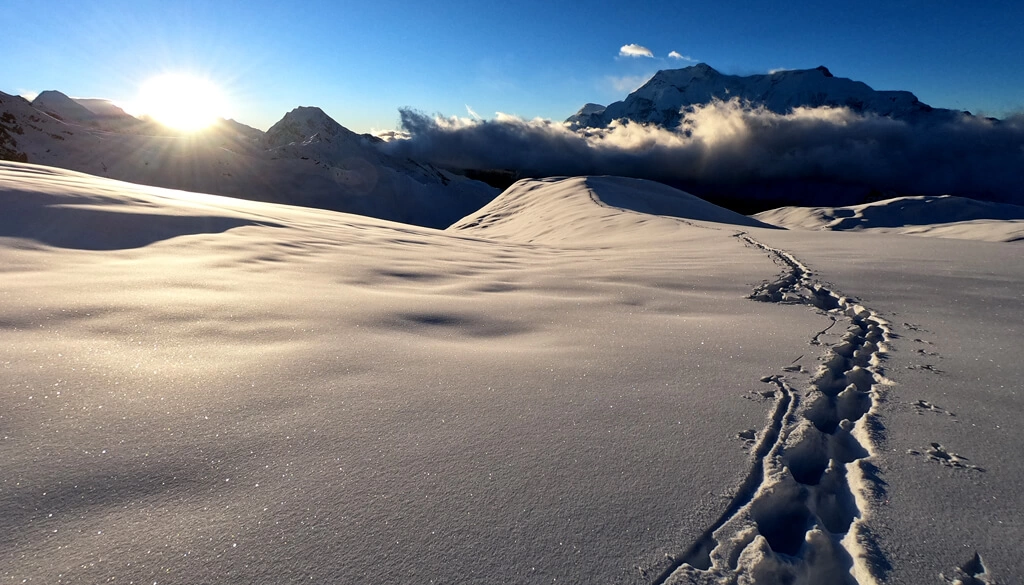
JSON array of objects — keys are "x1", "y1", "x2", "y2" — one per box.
[{"x1": 654, "y1": 234, "x2": 894, "y2": 585}]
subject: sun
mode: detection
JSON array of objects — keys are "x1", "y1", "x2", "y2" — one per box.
[{"x1": 137, "y1": 73, "x2": 230, "y2": 132}]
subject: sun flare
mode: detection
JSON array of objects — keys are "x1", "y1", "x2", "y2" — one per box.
[{"x1": 137, "y1": 73, "x2": 229, "y2": 132}]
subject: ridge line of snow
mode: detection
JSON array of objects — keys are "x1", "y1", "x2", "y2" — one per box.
[{"x1": 579, "y1": 178, "x2": 720, "y2": 232}]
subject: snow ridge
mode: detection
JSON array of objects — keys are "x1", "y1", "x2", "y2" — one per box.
[{"x1": 659, "y1": 234, "x2": 893, "y2": 585}]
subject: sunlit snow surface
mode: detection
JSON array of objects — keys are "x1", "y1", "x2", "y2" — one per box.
[{"x1": 1, "y1": 163, "x2": 1021, "y2": 584}]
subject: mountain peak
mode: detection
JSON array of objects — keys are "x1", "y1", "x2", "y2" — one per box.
[
  {"x1": 263, "y1": 106, "x2": 357, "y2": 148},
  {"x1": 648, "y1": 63, "x2": 719, "y2": 83},
  {"x1": 31, "y1": 90, "x2": 100, "y2": 124},
  {"x1": 33, "y1": 90, "x2": 73, "y2": 101},
  {"x1": 689, "y1": 63, "x2": 718, "y2": 74},
  {"x1": 569, "y1": 64, "x2": 961, "y2": 129},
  {"x1": 565, "y1": 103, "x2": 608, "y2": 129}
]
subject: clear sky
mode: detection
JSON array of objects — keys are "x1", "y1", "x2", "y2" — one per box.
[{"x1": 7, "y1": 0, "x2": 1023, "y2": 133}]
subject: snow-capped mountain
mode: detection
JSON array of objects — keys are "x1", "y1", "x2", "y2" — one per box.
[
  {"x1": 0, "y1": 92, "x2": 496, "y2": 228},
  {"x1": 30, "y1": 90, "x2": 102, "y2": 125},
  {"x1": 259, "y1": 106, "x2": 497, "y2": 225},
  {"x1": 564, "y1": 103, "x2": 607, "y2": 128},
  {"x1": 569, "y1": 63, "x2": 963, "y2": 129},
  {"x1": 263, "y1": 106, "x2": 369, "y2": 148},
  {"x1": 30, "y1": 90, "x2": 148, "y2": 133}
]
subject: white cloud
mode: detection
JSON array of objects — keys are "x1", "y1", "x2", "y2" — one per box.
[
  {"x1": 465, "y1": 105, "x2": 482, "y2": 120},
  {"x1": 768, "y1": 68, "x2": 793, "y2": 74},
  {"x1": 607, "y1": 73, "x2": 656, "y2": 93},
  {"x1": 18, "y1": 90, "x2": 39, "y2": 102},
  {"x1": 388, "y1": 100, "x2": 1022, "y2": 208},
  {"x1": 668, "y1": 51, "x2": 693, "y2": 61},
  {"x1": 619, "y1": 44, "x2": 654, "y2": 58}
]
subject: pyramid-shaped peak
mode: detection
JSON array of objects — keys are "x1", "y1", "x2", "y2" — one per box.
[
  {"x1": 31, "y1": 90, "x2": 99, "y2": 123},
  {"x1": 32, "y1": 90, "x2": 86, "y2": 111},
  {"x1": 275, "y1": 106, "x2": 343, "y2": 132},
  {"x1": 264, "y1": 106, "x2": 357, "y2": 148},
  {"x1": 33, "y1": 90, "x2": 74, "y2": 102}
]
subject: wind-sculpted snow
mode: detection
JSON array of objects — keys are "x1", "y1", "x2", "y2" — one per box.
[
  {"x1": 388, "y1": 101, "x2": 1024, "y2": 209},
  {"x1": 754, "y1": 195, "x2": 1024, "y2": 242},
  {"x1": 450, "y1": 176, "x2": 771, "y2": 244},
  {"x1": 0, "y1": 163, "x2": 283, "y2": 249}
]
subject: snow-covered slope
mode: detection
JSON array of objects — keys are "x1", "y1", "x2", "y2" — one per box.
[
  {"x1": 1, "y1": 162, "x2": 1022, "y2": 584},
  {"x1": 0, "y1": 161, "x2": 824, "y2": 584},
  {"x1": 569, "y1": 64, "x2": 963, "y2": 129},
  {"x1": 752, "y1": 228, "x2": 1024, "y2": 585},
  {"x1": 72, "y1": 97, "x2": 133, "y2": 119},
  {"x1": 754, "y1": 195, "x2": 1024, "y2": 242},
  {"x1": 0, "y1": 94, "x2": 497, "y2": 228}
]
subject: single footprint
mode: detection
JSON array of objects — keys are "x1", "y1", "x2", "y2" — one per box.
[
  {"x1": 908, "y1": 443, "x2": 984, "y2": 472},
  {"x1": 907, "y1": 364, "x2": 943, "y2": 374},
  {"x1": 911, "y1": 399, "x2": 956, "y2": 418},
  {"x1": 941, "y1": 551, "x2": 995, "y2": 584},
  {"x1": 736, "y1": 429, "x2": 757, "y2": 446},
  {"x1": 745, "y1": 385, "x2": 777, "y2": 402}
]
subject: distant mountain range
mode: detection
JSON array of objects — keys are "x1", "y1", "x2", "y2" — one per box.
[
  {"x1": 3, "y1": 65, "x2": 1018, "y2": 226},
  {"x1": 0, "y1": 91, "x2": 496, "y2": 228},
  {"x1": 567, "y1": 63, "x2": 965, "y2": 129}
]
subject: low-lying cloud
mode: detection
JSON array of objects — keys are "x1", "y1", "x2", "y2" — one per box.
[
  {"x1": 385, "y1": 100, "x2": 1024, "y2": 208},
  {"x1": 619, "y1": 44, "x2": 654, "y2": 58}
]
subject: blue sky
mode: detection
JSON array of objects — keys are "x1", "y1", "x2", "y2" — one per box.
[{"x1": 7, "y1": 0, "x2": 1023, "y2": 133}]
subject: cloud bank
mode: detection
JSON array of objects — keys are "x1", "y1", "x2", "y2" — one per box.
[
  {"x1": 385, "y1": 100, "x2": 1024, "y2": 209},
  {"x1": 619, "y1": 44, "x2": 654, "y2": 58}
]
